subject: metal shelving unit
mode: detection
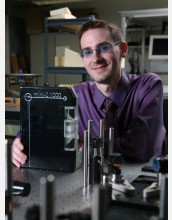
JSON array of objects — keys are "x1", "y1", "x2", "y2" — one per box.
[
  {"x1": 119, "y1": 8, "x2": 168, "y2": 40},
  {"x1": 44, "y1": 16, "x2": 95, "y2": 85},
  {"x1": 119, "y1": 8, "x2": 168, "y2": 74}
]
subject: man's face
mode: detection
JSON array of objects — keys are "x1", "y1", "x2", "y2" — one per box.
[{"x1": 80, "y1": 28, "x2": 122, "y2": 85}]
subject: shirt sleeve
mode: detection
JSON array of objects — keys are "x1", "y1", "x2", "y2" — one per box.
[{"x1": 114, "y1": 74, "x2": 166, "y2": 162}]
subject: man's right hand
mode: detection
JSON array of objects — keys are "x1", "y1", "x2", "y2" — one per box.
[{"x1": 12, "y1": 137, "x2": 27, "y2": 168}]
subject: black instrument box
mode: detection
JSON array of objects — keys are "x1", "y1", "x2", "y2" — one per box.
[{"x1": 20, "y1": 86, "x2": 82, "y2": 172}]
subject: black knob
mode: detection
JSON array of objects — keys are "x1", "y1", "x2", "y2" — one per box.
[
  {"x1": 153, "y1": 156, "x2": 168, "y2": 173},
  {"x1": 12, "y1": 181, "x2": 31, "y2": 197}
]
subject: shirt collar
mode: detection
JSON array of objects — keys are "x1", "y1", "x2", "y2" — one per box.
[
  {"x1": 93, "y1": 84, "x2": 105, "y2": 109},
  {"x1": 93, "y1": 71, "x2": 130, "y2": 109}
]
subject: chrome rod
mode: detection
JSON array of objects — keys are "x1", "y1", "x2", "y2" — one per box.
[
  {"x1": 87, "y1": 120, "x2": 92, "y2": 185},
  {"x1": 83, "y1": 130, "x2": 88, "y2": 189},
  {"x1": 99, "y1": 119, "x2": 104, "y2": 164},
  {"x1": 108, "y1": 128, "x2": 114, "y2": 159}
]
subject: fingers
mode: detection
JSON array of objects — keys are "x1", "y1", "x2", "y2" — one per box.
[
  {"x1": 12, "y1": 157, "x2": 22, "y2": 168},
  {"x1": 12, "y1": 137, "x2": 27, "y2": 168},
  {"x1": 13, "y1": 137, "x2": 24, "y2": 151}
]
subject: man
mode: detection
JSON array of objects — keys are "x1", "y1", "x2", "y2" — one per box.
[{"x1": 12, "y1": 19, "x2": 166, "y2": 168}]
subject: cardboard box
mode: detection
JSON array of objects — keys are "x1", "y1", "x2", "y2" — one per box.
[
  {"x1": 48, "y1": 14, "x2": 76, "y2": 19},
  {"x1": 50, "y1": 7, "x2": 72, "y2": 17},
  {"x1": 56, "y1": 46, "x2": 70, "y2": 56},
  {"x1": 55, "y1": 48, "x2": 84, "y2": 67}
]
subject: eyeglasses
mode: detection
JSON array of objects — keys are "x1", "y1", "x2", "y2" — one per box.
[{"x1": 79, "y1": 41, "x2": 121, "y2": 58}]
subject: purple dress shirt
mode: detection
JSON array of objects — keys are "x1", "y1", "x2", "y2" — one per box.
[{"x1": 74, "y1": 71, "x2": 166, "y2": 162}]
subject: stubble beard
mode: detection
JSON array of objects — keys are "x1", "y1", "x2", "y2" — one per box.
[{"x1": 92, "y1": 72, "x2": 114, "y2": 85}]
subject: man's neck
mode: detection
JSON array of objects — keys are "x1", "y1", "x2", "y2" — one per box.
[
  {"x1": 95, "y1": 83, "x2": 115, "y2": 97},
  {"x1": 95, "y1": 72, "x2": 121, "y2": 97}
]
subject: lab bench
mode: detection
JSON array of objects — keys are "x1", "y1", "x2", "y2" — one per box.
[{"x1": 12, "y1": 161, "x2": 159, "y2": 220}]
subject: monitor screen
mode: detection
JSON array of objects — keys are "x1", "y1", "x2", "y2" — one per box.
[{"x1": 148, "y1": 35, "x2": 168, "y2": 60}]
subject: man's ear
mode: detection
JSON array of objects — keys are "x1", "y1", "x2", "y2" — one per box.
[{"x1": 120, "y1": 41, "x2": 128, "y2": 58}]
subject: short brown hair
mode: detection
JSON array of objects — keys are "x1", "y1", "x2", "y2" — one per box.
[{"x1": 77, "y1": 19, "x2": 123, "y2": 48}]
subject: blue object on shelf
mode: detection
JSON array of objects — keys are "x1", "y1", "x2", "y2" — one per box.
[{"x1": 18, "y1": 69, "x2": 24, "y2": 83}]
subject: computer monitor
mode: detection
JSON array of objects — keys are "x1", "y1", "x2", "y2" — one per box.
[{"x1": 148, "y1": 35, "x2": 168, "y2": 60}]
